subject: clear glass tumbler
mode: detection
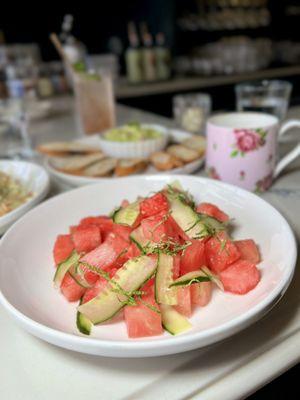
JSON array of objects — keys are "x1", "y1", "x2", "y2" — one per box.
[
  {"x1": 235, "y1": 80, "x2": 292, "y2": 121},
  {"x1": 173, "y1": 93, "x2": 212, "y2": 134},
  {"x1": 74, "y1": 70, "x2": 116, "y2": 135},
  {"x1": 0, "y1": 99, "x2": 31, "y2": 159}
]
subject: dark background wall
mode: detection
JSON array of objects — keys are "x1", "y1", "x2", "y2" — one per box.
[{"x1": 1, "y1": 1, "x2": 300, "y2": 61}]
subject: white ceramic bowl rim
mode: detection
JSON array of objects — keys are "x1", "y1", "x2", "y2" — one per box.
[
  {"x1": 0, "y1": 175, "x2": 296, "y2": 355},
  {"x1": 0, "y1": 160, "x2": 50, "y2": 226}
]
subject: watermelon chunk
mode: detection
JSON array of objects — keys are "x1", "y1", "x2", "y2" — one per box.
[
  {"x1": 141, "y1": 212, "x2": 178, "y2": 243},
  {"x1": 127, "y1": 242, "x2": 142, "y2": 259},
  {"x1": 220, "y1": 260, "x2": 260, "y2": 294},
  {"x1": 140, "y1": 277, "x2": 155, "y2": 297},
  {"x1": 111, "y1": 223, "x2": 132, "y2": 242},
  {"x1": 234, "y1": 239, "x2": 261, "y2": 264},
  {"x1": 180, "y1": 240, "x2": 206, "y2": 275},
  {"x1": 174, "y1": 287, "x2": 192, "y2": 317},
  {"x1": 140, "y1": 192, "x2": 169, "y2": 218},
  {"x1": 72, "y1": 225, "x2": 102, "y2": 253},
  {"x1": 191, "y1": 282, "x2": 212, "y2": 306},
  {"x1": 80, "y1": 232, "x2": 129, "y2": 270},
  {"x1": 53, "y1": 234, "x2": 74, "y2": 265},
  {"x1": 60, "y1": 273, "x2": 86, "y2": 302},
  {"x1": 82, "y1": 277, "x2": 108, "y2": 303},
  {"x1": 79, "y1": 216, "x2": 114, "y2": 240},
  {"x1": 168, "y1": 215, "x2": 190, "y2": 242},
  {"x1": 205, "y1": 231, "x2": 240, "y2": 273},
  {"x1": 196, "y1": 202, "x2": 229, "y2": 223},
  {"x1": 124, "y1": 293, "x2": 163, "y2": 338}
]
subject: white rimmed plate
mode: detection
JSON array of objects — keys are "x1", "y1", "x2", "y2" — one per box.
[
  {"x1": 45, "y1": 126, "x2": 205, "y2": 187},
  {"x1": 0, "y1": 175, "x2": 296, "y2": 357},
  {"x1": 0, "y1": 160, "x2": 50, "y2": 234}
]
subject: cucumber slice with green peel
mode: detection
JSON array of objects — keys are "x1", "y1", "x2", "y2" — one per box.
[
  {"x1": 155, "y1": 253, "x2": 178, "y2": 305},
  {"x1": 78, "y1": 255, "x2": 157, "y2": 324},
  {"x1": 53, "y1": 251, "x2": 81, "y2": 288},
  {"x1": 201, "y1": 266, "x2": 224, "y2": 291},
  {"x1": 167, "y1": 196, "x2": 224, "y2": 239},
  {"x1": 113, "y1": 201, "x2": 140, "y2": 226},
  {"x1": 169, "y1": 270, "x2": 212, "y2": 287},
  {"x1": 160, "y1": 304, "x2": 192, "y2": 335},
  {"x1": 69, "y1": 264, "x2": 93, "y2": 289},
  {"x1": 169, "y1": 267, "x2": 223, "y2": 290},
  {"x1": 77, "y1": 299, "x2": 93, "y2": 335},
  {"x1": 165, "y1": 181, "x2": 195, "y2": 207}
]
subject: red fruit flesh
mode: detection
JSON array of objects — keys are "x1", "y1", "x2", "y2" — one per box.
[
  {"x1": 174, "y1": 286, "x2": 192, "y2": 317},
  {"x1": 190, "y1": 282, "x2": 212, "y2": 306},
  {"x1": 124, "y1": 293, "x2": 163, "y2": 338},
  {"x1": 180, "y1": 240, "x2": 206, "y2": 275},
  {"x1": 220, "y1": 260, "x2": 260, "y2": 294},
  {"x1": 53, "y1": 234, "x2": 74, "y2": 265},
  {"x1": 140, "y1": 192, "x2": 169, "y2": 218},
  {"x1": 196, "y1": 202, "x2": 229, "y2": 223},
  {"x1": 80, "y1": 233, "x2": 129, "y2": 270},
  {"x1": 234, "y1": 239, "x2": 261, "y2": 264},
  {"x1": 205, "y1": 231, "x2": 240, "y2": 273},
  {"x1": 60, "y1": 273, "x2": 86, "y2": 302},
  {"x1": 72, "y1": 225, "x2": 102, "y2": 253}
]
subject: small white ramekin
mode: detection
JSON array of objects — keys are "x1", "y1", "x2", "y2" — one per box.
[{"x1": 98, "y1": 124, "x2": 169, "y2": 159}]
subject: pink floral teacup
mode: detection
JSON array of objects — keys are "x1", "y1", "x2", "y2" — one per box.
[{"x1": 206, "y1": 112, "x2": 300, "y2": 192}]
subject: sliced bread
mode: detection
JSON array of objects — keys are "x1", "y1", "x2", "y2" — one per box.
[
  {"x1": 50, "y1": 153, "x2": 105, "y2": 174},
  {"x1": 182, "y1": 135, "x2": 206, "y2": 156},
  {"x1": 82, "y1": 158, "x2": 117, "y2": 177},
  {"x1": 150, "y1": 151, "x2": 183, "y2": 171},
  {"x1": 167, "y1": 145, "x2": 199, "y2": 163},
  {"x1": 115, "y1": 158, "x2": 148, "y2": 177},
  {"x1": 37, "y1": 141, "x2": 102, "y2": 156}
]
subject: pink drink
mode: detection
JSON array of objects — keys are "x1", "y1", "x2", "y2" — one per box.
[{"x1": 74, "y1": 72, "x2": 116, "y2": 135}]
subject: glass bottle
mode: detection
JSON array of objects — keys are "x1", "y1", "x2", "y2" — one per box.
[
  {"x1": 155, "y1": 33, "x2": 171, "y2": 81},
  {"x1": 125, "y1": 22, "x2": 143, "y2": 84}
]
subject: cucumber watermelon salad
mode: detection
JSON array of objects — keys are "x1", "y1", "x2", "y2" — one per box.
[{"x1": 53, "y1": 182, "x2": 261, "y2": 338}]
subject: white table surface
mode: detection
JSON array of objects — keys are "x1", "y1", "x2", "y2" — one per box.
[{"x1": 1, "y1": 97, "x2": 300, "y2": 400}]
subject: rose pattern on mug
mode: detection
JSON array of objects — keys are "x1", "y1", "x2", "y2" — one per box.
[
  {"x1": 239, "y1": 170, "x2": 245, "y2": 181},
  {"x1": 230, "y1": 128, "x2": 267, "y2": 158}
]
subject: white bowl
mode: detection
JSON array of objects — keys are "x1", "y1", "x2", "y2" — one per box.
[
  {"x1": 0, "y1": 160, "x2": 50, "y2": 234},
  {"x1": 97, "y1": 123, "x2": 169, "y2": 158},
  {"x1": 0, "y1": 175, "x2": 296, "y2": 357}
]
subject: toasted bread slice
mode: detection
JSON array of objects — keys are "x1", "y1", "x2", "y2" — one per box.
[
  {"x1": 167, "y1": 145, "x2": 199, "y2": 163},
  {"x1": 150, "y1": 151, "x2": 183, "y2": 171},
  {"x1": 82, "y1": 158, "x2": 117, "y2": 177},
  {"x1": 182, "y1": 135, "x2": 206, "y2": 156},
  {"x1": 37, "y1": 141, "x2": 101, "y2": 156},
  {"x1": 50, "y1": 153, "x2": 105, "y2": 174},
  {"x1": 115, "y1": 158, "x2": 148, "y2": 177}
]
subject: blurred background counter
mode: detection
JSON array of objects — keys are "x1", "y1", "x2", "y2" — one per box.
[{"x1": 2, "y1": 0, "x2": 300, "y2": 117}]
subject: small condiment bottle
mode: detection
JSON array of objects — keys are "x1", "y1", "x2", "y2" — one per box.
[
  {"x1": 125, "y1": 22, "x2": 143, "y2": 84},
  {"x1": 155, "y1": 33, "x2": 171, "y2": 81},
  {"x1": 36, "y1": 65, "x2": 54, "y2": 98},
  {"x1": 141, "y1": 31, "x2": 156, "y2": 82}
]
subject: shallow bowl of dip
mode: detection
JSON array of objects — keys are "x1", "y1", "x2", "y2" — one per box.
[{"x1": 97, "y1": 123, "x2": 169, "y2": 159}]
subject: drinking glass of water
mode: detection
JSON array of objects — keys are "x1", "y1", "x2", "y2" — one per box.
[
  {"x1": 0, "y1": 99, "x2": 31, "y2": 159},
  {"x1": 235, "y1": 80, "x2": 292, "y2": 121}
]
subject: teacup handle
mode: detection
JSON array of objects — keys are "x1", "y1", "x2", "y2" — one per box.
[{"x1": 274, "y1": 120, "x2": 300, "y2": 178}]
